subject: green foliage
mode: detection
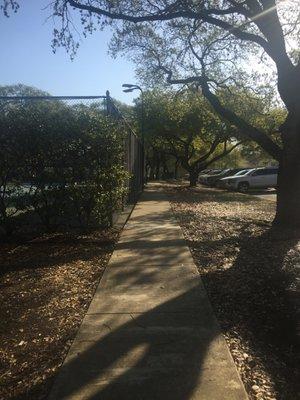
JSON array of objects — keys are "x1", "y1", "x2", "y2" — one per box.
[
  {"x1": 140, "y1": 89, "x2": 239, "y2": 183},
  {"x1": 217, "y1": 88, "x2": 286, "y2": 143},
  {"x1": 140, "y1": 88, "x2": 284, "y2": 180},
  {"x1": 0, "y1": 86, "x2": 128, "y2": 235},
  {"x1": 209, "y1": 148, "x2": 244, "y2": 169}
]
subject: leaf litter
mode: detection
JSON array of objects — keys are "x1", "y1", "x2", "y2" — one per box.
[
  {"x1": 168, "y1": 184, "x2": 299, "y2": 400},
  {"x1": 0, "y1": 228, "x2": 119, "y2": 400}
]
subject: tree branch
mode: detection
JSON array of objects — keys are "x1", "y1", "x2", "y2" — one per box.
[
  {"x1": 200, "y1": 79, "x2": 283, "y2": 161},
  {"x1": 204, "y1": 140, "x2": 242, "y2": 168},
  {"x1": 158, "y1": 66, "x2": 282, "y2": 161},
  {"x1": 66, "y1": 0, "x2": 274, "y2": 56},
  {"x1": 192, "y1": 137, "x2": 222, "y2": 168}
]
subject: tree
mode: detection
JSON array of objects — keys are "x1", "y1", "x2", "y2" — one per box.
[
  {"x1": 3, "y1": 0, "x2": 296, "y2": 226},
  {"x1": 140, "y1": 90, "x2": 242, "y2": 186}
]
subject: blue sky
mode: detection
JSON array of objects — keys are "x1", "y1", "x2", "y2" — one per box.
[{"x1": 0, "y1": 1, "x2": 137, "y2": 104}]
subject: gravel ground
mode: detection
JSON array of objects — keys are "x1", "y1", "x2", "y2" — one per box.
[
  {"x1": 168, "y1": 184, "x2": 299, "y2": 400},
  {"x1": 0, "y1": 229, "x2": 118, "y2": 400}
]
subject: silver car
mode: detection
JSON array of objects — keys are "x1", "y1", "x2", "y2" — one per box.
[{"x1": 220, "y1": 167, "x2": 278, "y2": 192}]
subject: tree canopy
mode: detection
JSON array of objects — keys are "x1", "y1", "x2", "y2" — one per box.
[{"x1": 139, "y1": 89, "x2": 243, "y2": 185}]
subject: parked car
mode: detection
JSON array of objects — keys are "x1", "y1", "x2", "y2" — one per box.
[
  {"x1": 216, "y1": 169, "x2": 250, "y2": 188},
  {"x1": 205, "y1": 168, "x2": 246, "y2": 187},
  {"x1": 220, "y1": 167, "x2": 278, "y2": 192},
  {"x1": 198, "y1": 169, "x2": 212, "y2": 175},
  {"x1": 199, "y1": 169, "x2": 223, "y2": 184}
]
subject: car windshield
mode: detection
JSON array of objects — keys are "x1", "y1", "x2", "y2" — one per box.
[
  {"x1": 212, "y1": 169, "x2": 229, "y2": 176},
  {"x1": 233, "y1": 169, "x2": 250, "y2": 176}
]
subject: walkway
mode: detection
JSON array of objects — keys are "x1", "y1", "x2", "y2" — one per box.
[{"x1": 49, "y1": 184, "x2": 248, "y2": 400}]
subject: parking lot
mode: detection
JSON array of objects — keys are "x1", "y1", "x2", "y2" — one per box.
[
  {"x1": 198, "y1": 167, "x2": 278, "y2": 201},
  {"x1": 243, "y1": 189, "x2": 277, "y2": 202}
]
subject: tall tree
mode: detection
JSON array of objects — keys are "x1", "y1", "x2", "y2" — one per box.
[{"x1": 140, "y1": 90, "x2": 242, "y2": 186}]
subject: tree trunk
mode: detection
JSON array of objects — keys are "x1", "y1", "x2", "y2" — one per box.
[
  {"x1": 189, "y1": 170, "x2": 198, "y2": 187},
  {"x1": 274, "y1": 112, "x2": 300, "y2": 227},
  {"x1": 149, "y1": 167, "x2": 155, "y2": 180},
  {"x1": 155, "y1": 160, "x2": 160, "y2": 180},
  {"x1": 174, "y1": 160, "x2": 179, "y2": 179},
  {"x1": 162, "y1": 158, "x2": 169, "y2": 179}
]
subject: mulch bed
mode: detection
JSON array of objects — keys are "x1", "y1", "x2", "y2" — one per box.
[
  {"x1": 0, "y1": 229, "x2": 118, "y2": 400},
  {"x1": 168, "y1": 184, "x2": 299, "y2": 400}
]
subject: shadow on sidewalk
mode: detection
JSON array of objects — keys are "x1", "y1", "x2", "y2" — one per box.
[
  {"x1": 13, "y1": 281, "x2": 247, "y2": 400},
  {"x1": 9, "y1": 183, "x2": 252, "y2": 400},
  {"x1": 42, "y1": 285, "x2": 228, "y2": 400}
]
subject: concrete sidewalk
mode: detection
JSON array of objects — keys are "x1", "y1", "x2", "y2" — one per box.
[{"x1": 49, "y1": 184, "x2": 248, "y2": 400}]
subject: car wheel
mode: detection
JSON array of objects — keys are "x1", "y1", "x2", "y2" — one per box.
[{"x1": 238, "y1": 182, "x2": 249, "y2": 193}]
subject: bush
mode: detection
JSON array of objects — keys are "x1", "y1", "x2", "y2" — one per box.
[{"x1": 0, "y1": 99, "x2": 129, "y2": 235}]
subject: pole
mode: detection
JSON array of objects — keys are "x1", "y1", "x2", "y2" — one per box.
[
  {"x1": 140, "y1": 90, "x2": 145, "y2": 188},
  {"x1": 106, "y1": 90, "x2": 111, "y2": 116},
  {"x1": 122, "y1": 83, "x2": 145, "y2": 190}
]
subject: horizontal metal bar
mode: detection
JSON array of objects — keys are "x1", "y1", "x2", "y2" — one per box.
[{"x1": 0, "y1": 95, "x2": 107, "y2": 101}]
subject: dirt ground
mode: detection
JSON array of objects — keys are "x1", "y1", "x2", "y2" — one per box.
[
  {"x1": 168, "y1": 184, "x2": 299, "y2": 400},
  {"x1": 1, "y1": 185, "x2": 299, "y2": 400},
  {"x1": 0, "y1": 229, "x2": 118, "y2": 400}
]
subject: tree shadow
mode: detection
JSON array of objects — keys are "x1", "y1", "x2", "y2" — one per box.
[
  {"x1": 41, "y1": 283, "x2": 245, "y2": 400},
  {"x1": 170, "y1": 185, "x2": 263, "y2": 205},
  {"x1": 246, "y1": 189, "x2": 277, "y2": 196},
  {"x1": 200, "y1": 226, "x2": 300, "y2": 399},
  {"x1": 9, "y1": 182, "x2": 294, "y2": 400},
  {"x1": 11, "y1": 182, "x2": 247, "y2": 400},
  {"x1": 167, "y1": 184, "x2": 299, "y2": 398},
  {"x1": 0, "y1": 231, "x2": 116, "y2": 276},
  {"x1": 10, "y1": 376, "x2": 56, "y2": 400}
]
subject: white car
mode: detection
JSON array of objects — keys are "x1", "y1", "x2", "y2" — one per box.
[
  {"x1": 220, "y1": 167, "x2": 278, "y2": 192},
  {"x1": 198, "y1": 169, "x2": 223, "y2": 184}
]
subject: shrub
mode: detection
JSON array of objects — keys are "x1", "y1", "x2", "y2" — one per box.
[{"x1": 0, "y1": 99, "x2": 129, "y2": 235}]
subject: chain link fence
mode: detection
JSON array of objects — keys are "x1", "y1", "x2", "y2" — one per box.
[
  {"x1": 105, "y1": 91, "x2": 144, "y2": 203},
  {"x1": 0, "y1": 92, "x2": 143, "y2": 235}
]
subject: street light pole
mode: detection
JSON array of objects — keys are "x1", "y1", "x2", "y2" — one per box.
[{"x1": 122, "y1": 84, "x2": 145, "y2": 188}]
